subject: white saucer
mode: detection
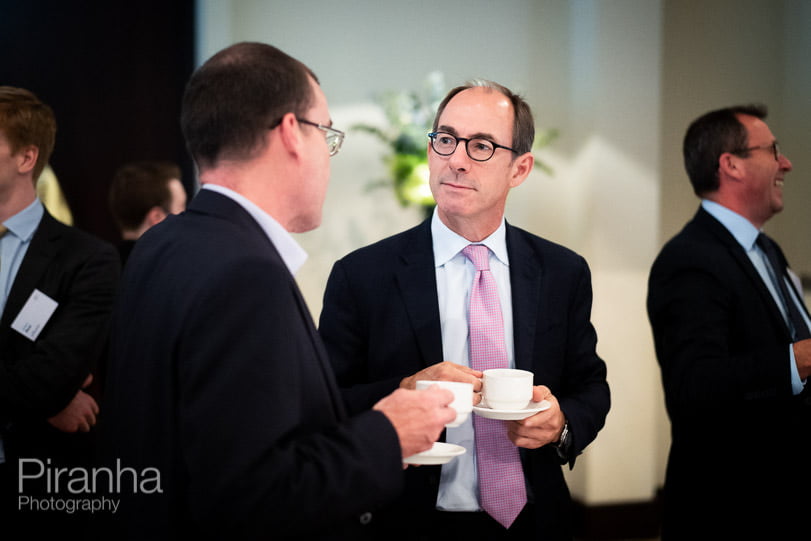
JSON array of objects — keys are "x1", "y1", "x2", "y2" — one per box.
[
  {"x1": 403, "y1": 442, "x2": 466, "y2": 465},
  {"x1": 472, "y1": 400, "x2": 551, "y2": 420}
]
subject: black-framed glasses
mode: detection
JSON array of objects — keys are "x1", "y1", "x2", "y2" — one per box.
[
  {"x1": 269, "y1": 116, "x2": 345, "y2": 157},
  {"x1": 733, "y1": 141, "x2": 781, "y2": 161},
  {"x1": 428, "y1": 131, "x2": 518, "y2": 162}
]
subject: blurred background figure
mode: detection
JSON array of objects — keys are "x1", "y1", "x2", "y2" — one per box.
[
  {"x1": 0, "y1": 85, "x2": 120, "y2": 537},
  {"x1": 647, "y1": 104, "x2": 806, "y2": 540},
  {"x1": 36, "y1": 165, "x2": 74, "y2": 225},
  {"x1": 107, "y1": 160, "x2": 186, "y2": 263}
]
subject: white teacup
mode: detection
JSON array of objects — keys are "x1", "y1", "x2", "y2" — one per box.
[
  {"x1": 481, "y1": 368, "x2": 533, "y2": 410},
  {"x1": 416, "y1": 380, "x2": 474, "y2": 427}
]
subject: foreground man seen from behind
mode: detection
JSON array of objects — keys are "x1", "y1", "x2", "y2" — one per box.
[{"x1": 97, "y1": 42, "x2": 455, "y2": 540}]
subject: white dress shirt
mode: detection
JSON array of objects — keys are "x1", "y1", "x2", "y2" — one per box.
[{"x1": 431, "y1": 209, "x2": 515, "y2": 511}]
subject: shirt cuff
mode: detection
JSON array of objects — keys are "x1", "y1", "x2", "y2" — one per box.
[{"x1": 790, "y1": 344, "x2": 805, "y2": 395}]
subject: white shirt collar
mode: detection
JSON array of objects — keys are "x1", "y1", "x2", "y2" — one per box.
[
  {"x1": 431, "y1": 207, "x2": 509, "y2": 267},
  {"x1": 202, "y1": 184, "x2": 308, "y2": 275}
]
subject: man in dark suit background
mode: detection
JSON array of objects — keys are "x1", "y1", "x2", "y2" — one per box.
[
  {"x1": 647, "y1": 104, "x2": 810, "y2": 539},
  {"x1": 107, "y1": 160, "x2": 187, "y2": 265},
  {"x1": 99, "y1": 42, "x2": 456, "y2": 540},
  {"x1": 0, "y1": 86, "x2": 120, "y2": 533},
  {"x1": 319, "y1": 80, "x2": 610, "y2": 540}
]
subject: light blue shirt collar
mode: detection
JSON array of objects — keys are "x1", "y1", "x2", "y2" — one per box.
[
  {"x1": 701, "y1": 199, "x2": 760, "y2": 252},
  {"x1": 202, "y1": 184, "x2": 308, "y2": 275},
  {"x1": 3, "y1": 198, "x2": 44, "y2": 243},
  {"x1": 431, "y1": 208, "x2": 509, "y2": 268}
]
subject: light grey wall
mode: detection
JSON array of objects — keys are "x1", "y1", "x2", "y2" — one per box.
[
  {"x1": 660, "y1": 0, "x2": 811, "y2": 271},
  {"x1": 214, "y1": 0, "x2": 543, "y2": 106},
  {"x1": 774, "y1": 0, "x2": 811, "y2": 273}
]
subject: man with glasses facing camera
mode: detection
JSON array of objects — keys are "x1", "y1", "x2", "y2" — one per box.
[
  {"x1": 100, "y1": 42, "x2": 456, "y2": 540},
  {"x1": 647, "y1": 105, "x2": 809, "y2": 539},
  {"x1": 319, "y1": 80, "x2": 610, "y2": 539}
]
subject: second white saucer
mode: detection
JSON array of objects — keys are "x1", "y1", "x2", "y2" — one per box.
[
  {"x1": 403, "y1": 442, "x2": 466, "y2": 465},
  {"x1": 472, "y1": 399, "x2": 551, "y2": 421}
]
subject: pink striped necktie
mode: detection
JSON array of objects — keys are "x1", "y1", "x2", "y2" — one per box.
[{"x1": 462, "y1": 243, "x2": 527, "y2": 529}]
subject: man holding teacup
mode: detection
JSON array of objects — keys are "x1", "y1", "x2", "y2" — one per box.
[{"x1": 319, "y1": 80, "x2": 610, "y2": 539}]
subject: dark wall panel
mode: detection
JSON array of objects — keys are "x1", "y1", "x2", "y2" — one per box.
[{"x1": 0, "y1": 0, "x2": 196, "y2": 243}]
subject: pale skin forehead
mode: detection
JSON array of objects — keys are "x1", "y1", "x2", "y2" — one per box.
[{"x1": 438, "y1": 87, "x2": 515, "y2": 144}]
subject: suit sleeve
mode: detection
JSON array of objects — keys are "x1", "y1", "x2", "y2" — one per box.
[
  {"x1": 555, "y1": 257, "x2": 610, "y2": 465},
  {"x1": 0, "y1": 240, "x2": 120, "y2": 422},
  {"x1": 178, "y1": 258, "x2": 403, "y2": 536},
  {"x1": 319, "y1": 259, "x2": 407, "y2": 413}
]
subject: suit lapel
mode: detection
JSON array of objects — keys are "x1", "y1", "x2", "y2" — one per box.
[
  {"x1": 506, "y1": 224, "x2": 542, "y2": 372},
  {"x1": 765, "y1": 233, "x2": 811, "y2": 322},
  {"x1": 395, "y1": 220, "x2": 443, "y2": 367},
  {"x1": 695, "y1": 208, "x2": 790, "y2": 336},
  {"x1": 290, "y1": 279, "x2": 347, "y2": 417},
  {"x1": 2, "y1": 212, "x2": 59, "y2": 329}
]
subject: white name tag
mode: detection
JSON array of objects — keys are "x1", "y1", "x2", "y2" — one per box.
[{"x1": 11, "y1": 289, "x2": 58, "y2": 341}]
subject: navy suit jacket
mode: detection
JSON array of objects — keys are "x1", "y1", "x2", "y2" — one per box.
[
  {"x1": 100, "y1": 190, "x2": 404, "y2": 540},
  {"x1": 0, "y1": 210, "x2": 119, "y2": 463},
  {"x1": 319, "y1": 218, "x2": 610, "y2": 539},
  {"x1": 647, "y1": 207, "x2": 811, "y2": 539}
]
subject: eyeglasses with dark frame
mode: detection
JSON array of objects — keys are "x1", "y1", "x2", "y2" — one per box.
[
  {"x1": 428, "y1": 131, "x2": 518, "y2": 162},
  {"x1": 269, "y1": 116, "x2": 345, "y2": 157},
  {"x1": 732, "y1": 141, "x2": 781, "y2": 161}
]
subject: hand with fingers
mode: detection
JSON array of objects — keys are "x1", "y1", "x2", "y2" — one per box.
[
  {"x1": 47, "y1": 374, "x2": 99, "y2": 433},
  {"x1": 399, "y1": 361, "x2": 483, "y2": 405},
  {"x1": 373, "y1": 386, "x2": 456, "y2": 458},
  {"x1": 507, "y1": 385, "x2": 567, "y2": 450}
]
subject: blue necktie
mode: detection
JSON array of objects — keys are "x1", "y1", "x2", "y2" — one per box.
[{"x1": 757, "y1": 233, "x2": 811, "y2": 341}]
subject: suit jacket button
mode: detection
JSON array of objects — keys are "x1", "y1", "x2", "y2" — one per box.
[{"x1": 359, "y1": 512, "x2": 373, "y2": 525}]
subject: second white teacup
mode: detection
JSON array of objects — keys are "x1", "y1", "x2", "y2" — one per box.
[
  {"x1": 482, "y1": 368, "x2": 534, "y2": 410},
  {"x1": 416, "y1": 380, "x2": 474, "y2": 427}
]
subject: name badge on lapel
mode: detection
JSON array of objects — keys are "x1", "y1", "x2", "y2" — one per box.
[{"x1": 11, "y1": 289, "x2": 58, "y2": 341}]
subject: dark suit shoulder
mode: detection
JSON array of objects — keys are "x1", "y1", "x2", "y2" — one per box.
[
  {"x1": 504, "y1": 223, "x2": 592, "y2": 279},
  {"x1": 336, "y1": 220, "x2": 433, "y2": 278},
  {"x1": 335, "y1": 220, "x2": 429, "y2": 266},
  {"x1": 507, "y1": 223, "x2": 583, "y2": 257},
  {"x1": 15, "y1": 212, "x2": 120, "y2": 303},
  {"x1": 651, "y1": 209, "x2": 738, "y2": 274},
  {"x1": 35, "y1": 212, "x2": 119, "y2": 261},
  {"x1": 136, "y1": 201, "x2": 278, "y2": 270},
  {"x1": 38, "y1": 212, "x2": 113, "y2": 247}
]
